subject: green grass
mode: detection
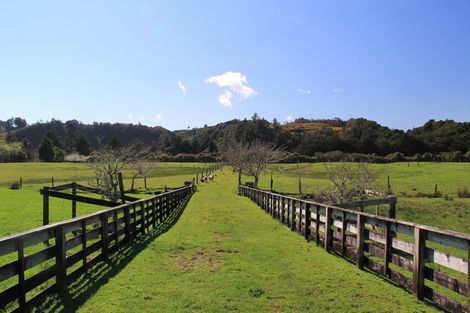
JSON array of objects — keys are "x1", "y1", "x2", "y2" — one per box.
[
  {"x1": 33, "y1": 169, "x2": 438, "y2": 313},
  {"x1": 257, "y1": 162, "x2": 470, "y2": 234},
  {"x1": 0, "y1": 162, "x2": 209, "y2": 188},
  {"x1": 0, "y1": 162, "x2": 211, "y2": 236}
]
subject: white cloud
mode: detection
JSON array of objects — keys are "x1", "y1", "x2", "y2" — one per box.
[
  {"x1": 139, "y1": 116, "x2": 144, "y2": 123},
  {"x1": 205, "y1": 71, "x2": 257, "y2": 107},
  {"x1": 217, "y1": 90, "x2": 233, "y2": 107},
  {"x1": 156, "y1": 113, "x2": 162, "y2": 120},
  {"x1": 332, "y1": 88, "x2": 344, "y2": 94},
  {"x1": 178, "y1": 80, "x2": 187, "y2": 96},
  {"x1": 297, "y1": 88, "x2": 311, "y2": 95},
  {"x1": 128, "y1": 114, "x2": 133, "y2": 121},
  {"x1": 286, "y1": 115, "x2": 294, "y2": 122}
]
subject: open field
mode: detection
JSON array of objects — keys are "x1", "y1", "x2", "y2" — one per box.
[
  {"x1": 256, "y1": 162, "x2": 470, "y2": 234},
  {"x1": 0, "y1": 162, "x2": 210, "y2": 236},
  {"x1": 33, "y1": 170, "x2": 438, "y2": 313},
  {"x1": 1, "y1": 162, "x2": 470, "y2": 236}
]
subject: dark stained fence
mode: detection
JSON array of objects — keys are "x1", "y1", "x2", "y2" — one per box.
[
  {"x1": 0, "y1": 185, "x2": 195, "y2": 312},
  {"x1": 239, "y1": 185, "x2": 470, "y2": 313}
]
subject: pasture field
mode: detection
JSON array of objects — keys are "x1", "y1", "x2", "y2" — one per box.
[
  {"x1": 257, "y1": 162, "x2": 470, "y2": 234},
  {"x1": 0, "y1": 162, "x2": 210, "y2": 236},
  {"x1": 1, "y1": 161, "x2": 470, "y2": 236},
  {"x1": 38, "y1": 169, "x2": 437, "y2": 313}
]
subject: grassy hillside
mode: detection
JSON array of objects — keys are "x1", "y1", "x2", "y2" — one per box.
[{"x1": 34, "y1": 170, "x2": 437, "y2": 313}]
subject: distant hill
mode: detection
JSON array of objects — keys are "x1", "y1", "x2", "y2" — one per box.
[
  {"x1": 10, "y1": 120, "x2": 171, "y2": 149},
  {"x1": 2, "y1": 116, "x2": 470, "y2": 162}
]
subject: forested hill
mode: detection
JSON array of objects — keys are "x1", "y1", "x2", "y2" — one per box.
[{"x1": 1, "y1": 116, "x2": 470, "y2": 162}]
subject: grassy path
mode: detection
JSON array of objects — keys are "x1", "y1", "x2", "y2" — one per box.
[{"x1": 74, "y1": 170, "x2": 439, "y2": 313}]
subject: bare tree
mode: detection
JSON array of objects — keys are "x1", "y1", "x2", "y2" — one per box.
[
  {"x1": 222, "y1": 140, "x2": 286, "y2": 188},
  {"x1": 129, "y1": 160, "x2": 155, "y2": 191},
  {"x1": 323, "y1": 161, "x2": 376, "y2": 204},
  {"x1": 88, "y1": 145, "x2": 151, "y2": 201}
]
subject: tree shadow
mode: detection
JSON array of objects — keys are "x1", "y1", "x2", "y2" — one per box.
[{"x1": 33, "y1": 195, "x2": 193, "y2": 313}]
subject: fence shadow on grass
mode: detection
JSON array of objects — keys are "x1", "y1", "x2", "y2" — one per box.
[{"x1": 33, "y1": 194, "x2": 193, "y2": 313}]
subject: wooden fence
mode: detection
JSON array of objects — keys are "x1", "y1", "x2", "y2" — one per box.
[
  {"x1": 239, "y1": 185, "x2": 470, "y2": 313},
  {"x1": 0, "y1": 184, "x2": 195, "y2": 312}
]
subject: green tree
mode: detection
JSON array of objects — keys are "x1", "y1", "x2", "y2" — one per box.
[{"x1": 38, "y1": 131, "x2": 64, "y2": 162}]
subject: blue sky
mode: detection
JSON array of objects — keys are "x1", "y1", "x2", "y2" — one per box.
[{"x1": 0, "y1": 1, "x2": 469, "y2": 130}]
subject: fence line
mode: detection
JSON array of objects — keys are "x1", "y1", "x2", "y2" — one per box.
[
  {"x1": 0, "y1": 184, "x2": 195, "y2": 312},
  {"x1": 239, "y1": 185, "x2": 470, "y2": 313}
]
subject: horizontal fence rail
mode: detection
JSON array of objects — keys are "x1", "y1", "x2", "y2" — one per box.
[
  {"x1": 239, "y1": 185, "x2": 470, "y2": 313},
  {"x1": 0, "y1": 185, "x2": 195, "y2": 312}
]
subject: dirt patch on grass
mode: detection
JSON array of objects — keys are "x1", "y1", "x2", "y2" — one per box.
[
  {"x1": 172, "y1": 250, "x2": 223, "y2": 272},
  {"x1": 213, "y1": 231, "x2": 224, "y2": 243}
]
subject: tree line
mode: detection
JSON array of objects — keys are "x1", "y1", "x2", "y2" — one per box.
[{"x1": 1, "y1": 116, "x2": 470, "y2": 163}]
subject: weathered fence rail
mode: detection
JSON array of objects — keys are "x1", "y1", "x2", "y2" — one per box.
[
  {"x1": 0, "y1": 184, "x2": 195, "y2": 312},
  {"x1": 239, "y1": 185, "x2": 470, "y2": 313}
]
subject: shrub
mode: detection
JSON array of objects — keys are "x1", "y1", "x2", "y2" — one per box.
[
  {"x1": 385, "y1": 152, "x2": 405, "y2": 162},
  {"x1": 0, "y1": 142, "x2": 27, "y2": 162}
]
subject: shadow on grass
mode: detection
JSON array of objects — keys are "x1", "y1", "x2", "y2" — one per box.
[{"x1": 33, "y1": 194, "x2": 193, "y2": 313}]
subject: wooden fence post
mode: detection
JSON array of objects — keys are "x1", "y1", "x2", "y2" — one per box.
[
  {"x1": 271, "y1": 194, "x2": 275, "y2": 217},
  {"x1": 55, "y1": 225, "x2": 67, "y2": 294},
  {"x1": 305, "y1": 203, "x2": 311, "y2": 241},
  {"x1": 290, "y1": 200, "x2": 296, "y2": 231},
  {"x1": 101, "y1": 213, "x2": 109, "y2": 259},
  {"x1": 270, "y1": 171, "x2": 273, "y2": 192},
  {"x1": 43, "y1": 187, "x2": 49, "y2": 226},
  {"x1": 356, "y1": 214, "x2": 365, "y2": 269},
  {"x1": 117, "y1": 172, "x2": 126, "y2": 204},
  {"x1": 413, "y1": 227, "x2": 426, "y2": 300},
  {"x1": 17, "y1": 239, "x2": 26, "y2": 312},
  {"x1": 140, "y1": 203, "x2": 146, "y2": 235},
  {"x1": 113, "y1": 210, "x2": 119, "y2": 248},
  {"x1": 389, "y1": 200, "x2": 396, "y2": 219},
  {"x1": 51, "y1": 177, "x2": 54, "y2": 187},
  {"x1": 315, "y1": 205, "x2": 320, "y2": 246},
  {"x1": 19, "y1": 177, "x2": 22, "y2": 189},
  {"x1": 152, "y1": 198, "x2": 157, "y2": 229},
  {"x1": 324, "y1": 207, "x2": 332, "y2": 252},
  {"x1": 72, "y1": 183, "x2": 77, "y2": 218},
  {"x1": 341, "y1": 211, "x2": 346, "y2": 255},
  {"x1": 280, "y1": 197, "x2": 285, "y2": 224},
  {"x1": 384, "y1": 221, "x2": 391, "y2": 277},
  {"x1": 81, "y1": 219, "x2": 88, "y2": 272},
  {"x1": 124, "y1": 205, "x2": 131, "y2": 242},
  {"x1": 298, "y1": 176, "x2": 302, "y2": 195}
]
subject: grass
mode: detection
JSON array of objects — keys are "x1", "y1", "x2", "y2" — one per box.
[
  {"x1": 0, "y1": 162, "x2": 211, "y2": 236},
  {"x1": 257, "y1": 162, "x2": 470, "y2": 234},
  {"x1": 32, "y1": 169, "x2": 439, "y2": 313},
  {"x1": 0, "y1": 162, "x2": 209, "y2": 188}
]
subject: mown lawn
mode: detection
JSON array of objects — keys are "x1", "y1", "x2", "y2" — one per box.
[{"x1": 59, "y1": 170, "x2": 439, "y2": 313}]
